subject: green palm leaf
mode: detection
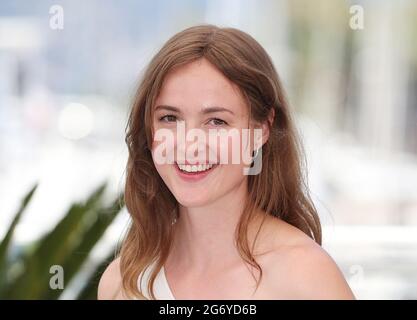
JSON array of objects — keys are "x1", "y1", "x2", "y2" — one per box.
[
  {"x1": 45, "y1": 195, "x2": 124, "y2": 299},
  {"x1": 3, "y1": 183, "x2": 108, "y2": 299},
  {"x1": 0, "y1": 184, "x2": 38, "y2": 290}
]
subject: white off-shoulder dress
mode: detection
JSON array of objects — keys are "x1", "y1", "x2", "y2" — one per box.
[{"x1": 136, "y1": 261, "x2": 176, "y2": 300}]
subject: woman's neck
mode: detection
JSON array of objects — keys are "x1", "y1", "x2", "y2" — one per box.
[{"x1": 167, "y1": 179, "x2": 266, "y2": 273}]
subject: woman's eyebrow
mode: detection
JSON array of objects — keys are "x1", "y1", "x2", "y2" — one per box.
[
  {"x1": 201, "y1": 106, "x2": 235, "y2": 115},
  {"x1": 155, "y1": 105, "x2": 235, "y2": 115},
  {"x1": 155, "y1": 105, "x2": 181, "y2": 113}
]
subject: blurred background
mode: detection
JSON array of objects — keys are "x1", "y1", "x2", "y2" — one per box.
[{"x1": 0, "y1": 0, "x2": 416, "y2": 299}]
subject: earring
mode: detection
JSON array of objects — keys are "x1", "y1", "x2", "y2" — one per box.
[{"x1": 252, "y1": 147, "x2": 260, "y2": 159}]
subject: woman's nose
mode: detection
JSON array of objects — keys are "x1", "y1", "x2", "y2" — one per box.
[{"x1": 175, "y1": 122, "x2": 210, "y2": 162}]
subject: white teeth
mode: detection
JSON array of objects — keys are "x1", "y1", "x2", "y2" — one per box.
[{"x1": 177, "y1": 163, "x2": 214, "y2": 173}]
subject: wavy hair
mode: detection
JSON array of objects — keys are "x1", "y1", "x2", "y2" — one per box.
[{"x1": 118, "y1": 24, "x2": 321, "y2": 299}]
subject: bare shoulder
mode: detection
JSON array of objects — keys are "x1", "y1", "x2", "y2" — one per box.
[
  {"x1": 97, "y1": 256, "x2": 125, "y2": 300},
  {"x1": 258, "y1": 217, "x2": 356, "y2": 300},
  {"x1": 279, "y1": 239, "x2": 356, "y2": 299}
]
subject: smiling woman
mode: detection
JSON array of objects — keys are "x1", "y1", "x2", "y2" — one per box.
[{"x1": 97, "y1": 24, "x2": 355, "y2": 300}]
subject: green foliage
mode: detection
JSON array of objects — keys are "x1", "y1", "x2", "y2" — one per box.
[{"x1": 0, "y1": 182, "x2": 124, "y2": 299}]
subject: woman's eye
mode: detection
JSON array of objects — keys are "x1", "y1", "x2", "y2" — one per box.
[
  {"x1": 159, "y1": 115, "x2": 177, "y2": 122},
  {"x1": 158, "y1": 115, "x2": 227, "y2": 126},
  {"x1": 208, "y1": 118, "x2": 228, "y2": 126}
]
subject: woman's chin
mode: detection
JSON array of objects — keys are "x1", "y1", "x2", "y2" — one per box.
[{"x1": 174, "y1": 194, "x2": 212, "y2": 208}]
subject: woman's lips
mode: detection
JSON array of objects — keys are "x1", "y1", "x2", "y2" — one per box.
[{"x1": 174, "y1": 162, "x2": 218, "y2": 182}]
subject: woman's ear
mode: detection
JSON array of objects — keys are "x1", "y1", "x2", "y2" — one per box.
[
  {"x1": 257, "y1": 107, "x2": 275, "y2": 149},
  {"x1": 268, "y1": 107, "x2": 275, "y2": 128}
]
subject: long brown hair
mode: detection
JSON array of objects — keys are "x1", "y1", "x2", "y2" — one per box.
[{"x1": 119, "y1": 24, "x2": 321, "y2": 299}]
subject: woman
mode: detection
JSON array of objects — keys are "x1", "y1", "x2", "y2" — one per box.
[{"x1": 98, "y1": 24, "x2": 355, "y2": 300}]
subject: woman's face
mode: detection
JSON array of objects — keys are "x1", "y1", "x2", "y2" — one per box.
[{"x1": 151, "y1": 58, "x2": 262, "y2": 208}]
